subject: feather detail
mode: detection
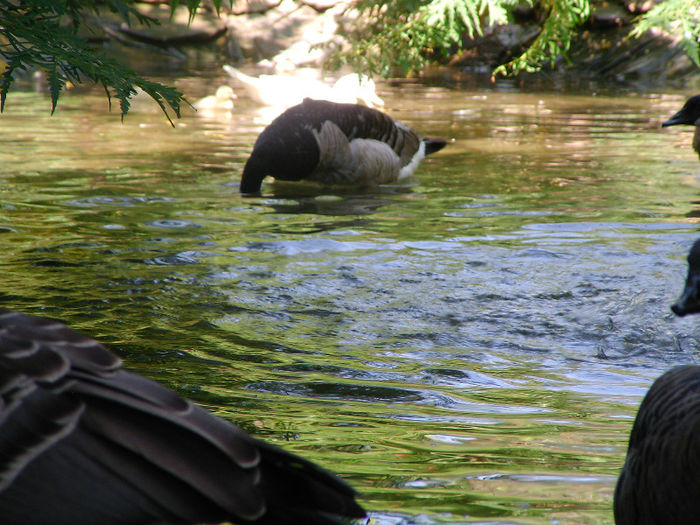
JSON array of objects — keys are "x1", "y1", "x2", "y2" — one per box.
[{"x1": 0, "y1": 310, "x2": 366, "y2": 525}]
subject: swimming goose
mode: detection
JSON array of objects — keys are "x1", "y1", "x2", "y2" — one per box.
[
  {"x1": 614, "y1": 364, "x2": 700, "y2": 525},
  {"x1": 671, "y1": 238, "x2": 700, "y2": 316},
  {"x1": 662, "y1": 95, "x2": 700, "y2": 158},
  {"x1": 0, "y1": 310, "x2": 366, "y2": 525},
  {"x1": 239, "y1": 98, "x2": 447, "y2": 194},
  {"x1": 193, "y1": 85, "x2": 237, "y2": 111},
  {"x1": 222, "y1": 66, "x2": 384, "y2": 109}
]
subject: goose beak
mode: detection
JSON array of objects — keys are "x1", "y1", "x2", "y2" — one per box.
[{"x1": 663, "y1": 109, "x2": 690, "y2": 127}]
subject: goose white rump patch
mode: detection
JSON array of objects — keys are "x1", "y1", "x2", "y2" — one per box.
[{"x1": 398, "y1": 140, "x2": 426, "y2": 180}]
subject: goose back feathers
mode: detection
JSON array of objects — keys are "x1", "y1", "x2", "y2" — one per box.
[
  {"x1": 0, "y1": 310, "x2": 366, "y2": 525},
  {"x1": 614, "y1": 364, "x2": 700, "y2": 525},
  {"x1": 240, "y1": 98, "x2": 446, "y2": 193}
]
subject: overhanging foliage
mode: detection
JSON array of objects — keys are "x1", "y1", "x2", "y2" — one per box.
[
  {"x1": 630, "y1": 0, "x2": 700, "y2": 68},
  {"x1": 329, "y1": 0, "x2": 591, "y2": 77},
  {"x1": 492, "y1": 0, "x2": 589, "y2": 77},
  {"x1": 0, "y1": 0, "x2": 208, "y2": 122}
]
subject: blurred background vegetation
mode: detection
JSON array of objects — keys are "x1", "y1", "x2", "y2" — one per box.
[{"x1": 1, "y1": 0, "x2": 698, "y2": 118}]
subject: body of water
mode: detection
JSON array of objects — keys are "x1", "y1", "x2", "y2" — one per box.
[{"x1": 2, "y1": 77, "x2": 699, "y2": 524}]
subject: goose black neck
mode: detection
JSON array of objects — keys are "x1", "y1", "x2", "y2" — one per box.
[{"x1": 240, "y1": 156, "x2": 265, "y2": 194}]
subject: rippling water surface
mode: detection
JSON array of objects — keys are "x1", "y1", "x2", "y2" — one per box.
[{"x1": 2, "y1": 78, "x2": 700, "y2": 524}]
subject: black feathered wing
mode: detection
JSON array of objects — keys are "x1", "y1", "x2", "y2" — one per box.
[{"x1": 0, "y1": 310, "x2": 365, "y2": 525}]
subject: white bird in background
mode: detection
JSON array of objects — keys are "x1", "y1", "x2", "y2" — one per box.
[
  {"x1": 332, "y1": 73, "x2": 384, "y2": 109},
  {"x1": 222, "y1": 65, "x2": 384, "y2": 110}
]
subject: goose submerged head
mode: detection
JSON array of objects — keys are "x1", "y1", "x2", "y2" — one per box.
[{"x1": 239, "y1": 98, "x2": 446, "y2": 194}]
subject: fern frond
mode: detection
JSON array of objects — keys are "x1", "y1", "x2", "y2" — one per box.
[
  {"x1": 492, "y1": 0, "x2": 590, "y2": 77},
  {"x1": 0, "y1": 0, "x2": 198, "y2": 120},
  {"x1": 332, "y1": 0, "x2": 529, "y2": 76}
]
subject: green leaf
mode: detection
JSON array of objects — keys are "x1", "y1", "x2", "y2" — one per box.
[
  {"x1": 329, "y1": 0, "x2": 561, "y2": 77},
  {"x1": 0, "y1": 0, "x2": 199, "y2": 120}
]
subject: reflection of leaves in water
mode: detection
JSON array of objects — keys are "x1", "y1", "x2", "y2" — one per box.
[
  {"x1": 3, "y1": 91, "x2": 700, "y2": 525},
  {"x1": 266, "y1": 195, "x2": 398, "y2": 220},
  {"x1": 254, "y1": 181, "x2": 414, "y2": 218},
  {"x1": 248, "y1": 381, "x2": 423, "y2": 403}
]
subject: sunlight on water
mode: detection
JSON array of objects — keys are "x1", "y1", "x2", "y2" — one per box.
[{"x1": 2, "y1": 81, "x2": 700, "y2": 524}]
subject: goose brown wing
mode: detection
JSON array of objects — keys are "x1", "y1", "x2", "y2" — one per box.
[
  {"x1": 297, "y1": 98, "x2": 421, "y2": 167},
  {"x1": 0, "y1": 310, "x2": 264, "y2": 523}
]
